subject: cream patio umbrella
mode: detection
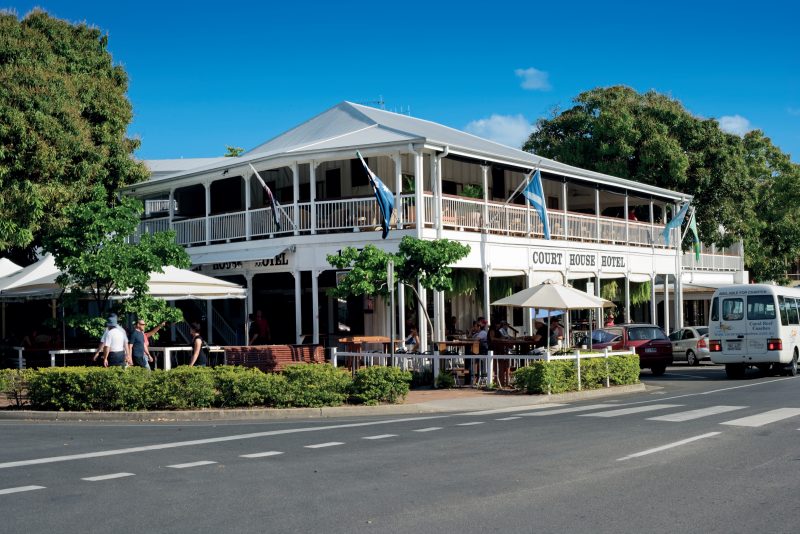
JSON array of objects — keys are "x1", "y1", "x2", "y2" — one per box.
[
  {"x1": 0, "y1": 258, "x2": 22, "y2": 278},
  {"x1": 492, "y1": 280, "x2": 614, "y2": 350}
]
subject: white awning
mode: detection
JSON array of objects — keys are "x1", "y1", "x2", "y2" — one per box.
[
  {"x1": 190, "y1": 245, "x2": 289, "y2": 265},
  {"x1": 0, "y1": 258, "x2": 22, "y2": 278}
]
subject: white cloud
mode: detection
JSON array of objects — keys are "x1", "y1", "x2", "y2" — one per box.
[
  {"x1": 464, "y1": 114, "x2": 534, "y2": 148},
  {"x1": 515, "y1": 67, "x2": 551, "y2": 91},
  {"x1": 718, "y1": 114, "x2": 752, "y2": 136},
  {"x1": 787, "y1": 107, "x2": 800, "y2": 117}
]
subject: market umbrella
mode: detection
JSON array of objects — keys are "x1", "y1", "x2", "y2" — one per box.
[
  {"x1": 0, "y1": 258, "x2": 22, "y2": 279},
  {"x1": 493, "y1": 280, "x2": 613, "y2": 350}
]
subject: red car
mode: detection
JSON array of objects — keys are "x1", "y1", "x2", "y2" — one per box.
[{"x1": 588, "y1": 323, "x2": 673, "y2": 376}]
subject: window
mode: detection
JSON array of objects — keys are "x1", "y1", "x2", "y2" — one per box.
[
  {"x1": 683, "y1": 329, "x2": 695, "y2": 340},
  {"x1": 711, "y1": 297, "x2": 719, "y2": 321},
  {"x1": 591, "y1": 329, "x2": 620, "y2": 344},
  {"x1": 779, "y1": 296, "x2": 790, "y2": 325},
  {"x1": 628, "y1": 327, "x2": 667, "y2": 340},
  {"x1": 696, "y1": 327, "x2": 708, "y2": 336},
  {"x1": 722, "y1": 298, "x2": 744, "y2": 321},
  {"x1": 747, "y1": 295, "x2": 776, "y2": 320},
  {"x1": 789, "y1": 298, "x2": 800, "y2": 325}
]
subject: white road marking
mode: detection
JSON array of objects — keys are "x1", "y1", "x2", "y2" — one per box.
[
  {"x1": 305, "y1": 442, "x2": 344, "y2": 449},
  {"x1": 81, "y1": 472, "x2": 135, "y2": 482},
  {"x1": 520, "y1": 404, "x2": 617, "y2": 416},
  {"x1": 457, "y1": 404, "x2": 565, "y2": 416},
  {"x1": 720, "y1": 408, "x2": 800, "y2": 427},
  {"x1": 362, "y1": 434, "x2": 397, "y2": 440},
  {"x1": 648, "y1": 406, "x2": 747, "y2": 422},
  {"x1": 413, "y1": 427, "x2": 442, "y2": 432},
  {"x1": 0, "y1": 415, "x2": 446, "y2": 470},
  {"x1": 580, "y1": 404, "x2": 683, "y2": 418},
  {"x1": 625, "y1": 376, "x2": 798, "y2": 406},
  {"x1": 167, "y1": 461, "x2": 217, "y2": 469},
  {"x1": 240, "y1": 451, "x2": 284, "y2": 458},
  {"x1": 495, "y1": 417, "x2": 521, "y2": 421},
  {"x1": 0, "y1": 485, "x2": 45, "y2": 495},
  {"x1": 617, "y1": 432, "x2": 721, "y2": 461},
  {"x1": 456, "y1": 422, "x2": 484, "y2": 426}
]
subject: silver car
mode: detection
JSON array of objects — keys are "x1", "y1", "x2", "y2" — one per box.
[{"x1": 668, "y1": 326, "x2": 710, "y2": 366}]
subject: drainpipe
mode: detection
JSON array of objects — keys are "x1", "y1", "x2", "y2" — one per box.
[
  {"x1": 408, "y1": 143, "x2": 423, "y2": 238},
  {"x1": 435, "y1": 146, "x2": 449, "y2": 240}
]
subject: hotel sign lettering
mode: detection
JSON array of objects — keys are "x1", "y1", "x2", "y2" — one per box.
[
  {"x1": 254, "y1": 253, "x2": 289, "y2": 267},
  {"x1": 531, "y1": 251, "x2": 564, "y2": 267},
  {"x1": 532, "y1": 250, "x2": 627, "y2": 272}
]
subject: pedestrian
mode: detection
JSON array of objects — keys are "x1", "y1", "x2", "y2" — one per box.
[
  {"x1": 605, "y1": 312, "x2": 616, "y2": 326},
  {"x1": 252, "y1": 309, "x2": 271, "y2": 344},
  {"x1": 129, "y1": 318, "x2": 153, "y2": 370},
  {"x1": 188, "y1": 322, "x2": 208, "y2": 367},
  {"x1": 93, "y1": 314, "x2": 130, "y2": 366},
  {"x1": 101, "y1": 316, "x2": 129, "y2": 367}
]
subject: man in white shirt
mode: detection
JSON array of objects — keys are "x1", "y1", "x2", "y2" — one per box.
[{"x1": 101, "y1": 316, "x2": 129, "y2": 367}]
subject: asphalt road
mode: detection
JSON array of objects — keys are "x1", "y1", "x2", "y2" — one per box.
[{"x1": 1, "y1": 364, "x2": 799, "y2": 533}]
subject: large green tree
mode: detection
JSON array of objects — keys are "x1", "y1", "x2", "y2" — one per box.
[
  {"x1": 42, "y1": 187, "x2": 189, "y2": 336},
  {"x1": 524, "y1": 85, "x2": 800, "y2": 282},
  {"x1": 0, "y1": 10, "x2": 147, "y2": 253}
]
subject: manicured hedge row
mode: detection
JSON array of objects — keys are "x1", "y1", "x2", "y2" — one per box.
[
  {"x1": 513, "y1": 354, "x2": 640, "y2": 394},
  {"x1": 0, "y1": 364, "x2": 412, "y2": 411}
]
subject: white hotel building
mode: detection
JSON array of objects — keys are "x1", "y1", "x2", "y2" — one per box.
[{"x1": 128, "y1": 102, "x2": 747, "y2": 347}]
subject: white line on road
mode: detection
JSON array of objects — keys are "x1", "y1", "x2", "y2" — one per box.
[
  {"x1": 457, "y1": 403, "x2": 565, "y2": 416},
  {"x1": 648, "y1": 406, "x2": 747, "y2": 422},
  {"x1": 0, "y1": 415, "x2": 446, "y2": 470},
  {"x1": 495, "y1": 417, "x2": 521, "y2": 421},
  {"x1": 167, "y1": 461, "x2": 217, "y2": 469},
  {"x1": 0, "y1": 485, "x2": 46, "y2": 495},
  {"x1": 305, "y1": 442, "x2": 344, "y2": 449},
  {"x1": 580, "y1": 404, "x2": 683, "y2": 418},
  {"x1": 623, "y1": 376, "x2": 798, "y2": 407},
  {"x1": 362, "y1": 434, "x2": 397, "y2": 440},
  {"x1": 240, "y1": 451, "x2": 284, "y2": 458},
  {"x1": 520, "y1": 404, "x2": 618, "y2": 416},
  {"x1": 720, "y1": 408, "x2": 800, "y2": 427},
  {"x1": 456, "y1": 422, "x2": 484, "y2": 426},
  {"x1": 617, "y1": 432, "x2": 721, "y2": 461},
  {"x1": 413, "y1": 427, "x2": 442, "y2": 432},
  {"x1": 81, "y1": 472, "x2": 135, "y2": 482}
]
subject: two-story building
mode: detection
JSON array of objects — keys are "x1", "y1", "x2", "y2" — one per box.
[{"x1": 128, "y1": 102, "x2": 747, "y2": 348}]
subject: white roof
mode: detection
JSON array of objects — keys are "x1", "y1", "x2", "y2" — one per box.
[{"x1": 130, "y1": 102, "x2": 690, "y2": 201}]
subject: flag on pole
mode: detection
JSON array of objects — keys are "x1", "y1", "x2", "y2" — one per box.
[
  {"x1": 662, "y1": 202, "x2": 689, "y2": 246},
  {"x1": 688, "y1": 208, "x2": 701, "y2": 261},
  {"x1": 356, "y1": 151, "x2": 394, "y2": 239},
  {"x1": 522, "y1": 169, "x2": 551, "y2": 239},
  {"x1": 248, "y1": 163, "x2": 281, "y2": 231}
]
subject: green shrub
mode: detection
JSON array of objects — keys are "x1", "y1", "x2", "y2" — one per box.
[
  {"x1": 350, "y1": 366, "x2": 412, "y2": 405},
  {"x1": 282, "y1": 363, "x2": 352, "y2": 407},
  {"x1": 145, "y1": 367, "x2": 216, "y2": 410},
  {"x1": 1, "y1": 369, "x2": 32, "y2": 407},
  {"x1": 435, "y1": 370, "x2": 456, "y2": 389},
  {"x1": 27, "y1": 367, "x2": 92, "y2": 411},
  {"x1": 411, "y1": 368, "x2": 433, "y2": 388},
  {"x1": 513, "y1": 353, "x2": 639, "y2": 394},
  {"x1": 607, "y1": 354, "x2": 641, "y2": 385},
  {"x1": 214, "y1": 366, "x2": 289, "y2": 408}
]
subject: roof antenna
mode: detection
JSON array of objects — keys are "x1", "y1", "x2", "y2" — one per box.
[{"x1": 358, "y1": 95, "x2": 385, "y2": 110}]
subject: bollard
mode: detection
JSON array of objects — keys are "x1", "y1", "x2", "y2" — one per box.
[
  {"x1": 575, "y1": 349, "x2": 581, "y2": 391},
  {"x1": 604, "y1": 347, "x2": 610, "y2": 388},
  {"x1": 433, "y1": 350, "x2": 440, "y2": 388},
  {"x1": 50, "y1": 351, "x2": 56, "y2": 368},
  {"x1": 487, "y1": 350, "x2": 494, "y2": 387},
  {"x1": 330, "y1": 347, "x2": 337, "y2": 368},
  {"x1": 16, "y1": 347, "x2": 24, "y2": 369}
]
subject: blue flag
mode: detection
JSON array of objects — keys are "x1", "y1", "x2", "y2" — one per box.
[
  {"x1": 357, "y1": 151, "x2": 394, "y2": 239},
  {"x1": 249, "y1": 163, "x2": 281, "y2": 231},
  {"x1": 522, "y1": 169, "x2": 551, "y2": 239},
  {"x1": 662, "y1": 202, "x2": 690, "y2": 246}
]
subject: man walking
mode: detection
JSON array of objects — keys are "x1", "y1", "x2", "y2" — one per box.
[
  {"x1": 129, "y1": 318, "x2": 153, "y2": 370},
  {"x1": 102, "y1": 315, "x2": 129, "y2": 367}
]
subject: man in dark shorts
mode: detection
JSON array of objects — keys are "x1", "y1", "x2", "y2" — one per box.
[{"x1": 129, "y1": 318, "x2": 153, "y2": 370}]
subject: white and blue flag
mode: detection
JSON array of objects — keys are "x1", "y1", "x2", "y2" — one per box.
[
  {"x1": 522, "y1": 169, "x2": 551, "y2": 240},
  {"x1": 357, "y1": 151, "x2": 394, "y2": 239},
  {"x1": 662, "y1": 202, "x2": 690, "y2": 246}
]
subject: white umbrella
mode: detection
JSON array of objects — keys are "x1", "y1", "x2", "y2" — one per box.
[
  {"x1": 0, "y1": 258, "x2": 22, "y2": 278},
  {"x1": 0, "y1": 254, "x2": 60, "y2": 296}
]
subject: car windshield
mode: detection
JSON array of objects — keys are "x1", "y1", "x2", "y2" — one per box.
[
  {"x1": 696, "y1": 327, "x2": 708, "y2": 336},
  {"x1": 591, "y1": 330, "x2": 619, "y2": 344},
  {"x1": 627, "y1": 327, "x2": 667, "y2": 341}
]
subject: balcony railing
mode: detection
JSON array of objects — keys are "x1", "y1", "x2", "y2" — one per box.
[{"x1": 133, "y1": 194, "x2": 740, "y2": 271}]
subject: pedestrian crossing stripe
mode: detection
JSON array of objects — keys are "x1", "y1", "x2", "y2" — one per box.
[
  {"x1": 579, "y1": 404, "x2": 683, "y2": 418},
  {"x1": 648, "y1": 406, "x2": 747, "y2": 422},
  {"x1": 719, "y1": 408, "x2": 800, "y2": 427}
]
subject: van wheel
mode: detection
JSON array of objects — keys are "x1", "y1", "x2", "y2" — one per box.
[
  {"x1": 725, "y1": 363, "x2": 746, "y2": 379},
  {"x1": 686, "y1": 350, "x2": 699, "y2": 366},
  {"x1": 786, "y1": 352, "x2": 798, "y2": 377},
  {"x1": 651, "y1": 364, "x2": 667, "y2": 376}
]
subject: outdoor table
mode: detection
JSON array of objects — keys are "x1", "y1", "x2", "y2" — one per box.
[{"x1": 338, "y1": 336, "x2": 403, "y2": 369}]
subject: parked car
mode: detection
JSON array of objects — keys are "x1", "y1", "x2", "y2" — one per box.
[
  {"x1": 587, "y1": 324, "x2": 673, "y2": 376},
  {"x1": 668, "y1": 326, "x2": 709, "y2": 366}
]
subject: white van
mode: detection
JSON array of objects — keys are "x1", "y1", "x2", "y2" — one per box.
[{"x1": 709, "y1": 284, "x2": 800, "y2": 378}]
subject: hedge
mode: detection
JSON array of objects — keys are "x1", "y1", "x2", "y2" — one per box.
[
  {"x1": 513, "y1": 354, "x2": 640, "y2": 394},
  {"x1": 1, "y1": 364, "x2": 413, "y2": 411}
]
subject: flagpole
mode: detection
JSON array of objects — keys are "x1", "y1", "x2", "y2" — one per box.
[{"x1": 248, "y1": 163, "x2": 296, "y2": 229}]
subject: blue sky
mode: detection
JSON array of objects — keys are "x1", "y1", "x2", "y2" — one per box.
[{"x1": 6, "y1": 0, "x2": 800, "y2": 161}]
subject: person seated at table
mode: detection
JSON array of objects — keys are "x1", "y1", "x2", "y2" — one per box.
[
  {"x1": 532, "y1": 320, "x2": 548, "y2": 348},
  {"x1": 471, "y1": 322, "x2": 488, "y2": 354},
  {"x1": 404, "y1": 327, "x2": 420, "y2": 353},
  {"x1": 549, "y1": 319, "x2": 565, "y2": 348},
  {"x1": 498, "y1": 320, "x2": 517, "y2": 338},
  {"x1": 605, "y1": 312, "x2": 616, "y2": 326}
]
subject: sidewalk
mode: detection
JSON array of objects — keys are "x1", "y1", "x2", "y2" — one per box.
[{"x1": 0, "y1": 383, "x2": 646, "y2": 422}]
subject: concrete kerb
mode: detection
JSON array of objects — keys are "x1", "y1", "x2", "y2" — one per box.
[{"x1": 0, "y1": 383, "x2": 646, "y2": 422}]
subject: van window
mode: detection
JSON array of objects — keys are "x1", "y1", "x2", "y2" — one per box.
[
  {"x1": 747, "y1": 295, "x2": 776, "y2": 320},
  {"x1": 711, "y1": 297, "x2": 719, "y2": 321},
  {"x1": 779, "y1": 296, "x2": 790, "y2": 325},
  {"x1": 722, "y1": 298, "x2": 744, "y2": 321},
  {"x1": 789, "y1": 298, "x2": 800, "y2": 325}
]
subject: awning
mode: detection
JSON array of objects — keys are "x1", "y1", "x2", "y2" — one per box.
[
  {"x1": 0, "y1": 258, "x2": 22, "y2": 278},
  {"x1": 190, "y1": 245, "x2": 289, "y2": 265}
]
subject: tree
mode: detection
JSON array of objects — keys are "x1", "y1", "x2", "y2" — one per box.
[
  {"x1": 42, "y1": 187, "x2": 190, "y2": 336},
  {"x1": 0, "y1": 10, "x2": 148, "y2": 253},
  {"x1": 524, "y1": 86, "x2": 755, "y2": 246},
  {"x1": 225, "y1": 146, "x2": 244, "y2": 157},
  {"x1": 523, "y1": 85, "x2": 800, "y2": 282},
  {"x1": 327, "y1": 237, "x2": 471, "y2": 333}
]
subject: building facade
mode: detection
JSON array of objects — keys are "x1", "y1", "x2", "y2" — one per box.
[{"x1": 127, "y1": 102, "x2": 747, "y2": 347}]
